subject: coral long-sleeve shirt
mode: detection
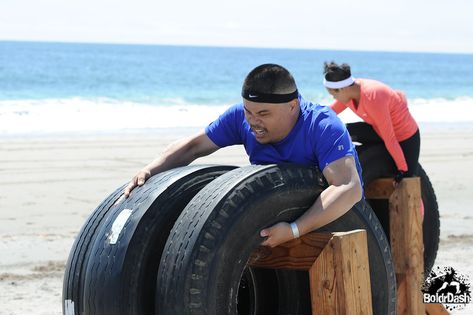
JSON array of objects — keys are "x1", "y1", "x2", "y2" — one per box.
[{"x1": 330, "y1": 79, "x2": 418, "y2": 172}]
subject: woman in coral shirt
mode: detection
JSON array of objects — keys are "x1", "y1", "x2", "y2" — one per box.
[{"x1": 323, "y1": 62, "x2": 420, "y2": 183}]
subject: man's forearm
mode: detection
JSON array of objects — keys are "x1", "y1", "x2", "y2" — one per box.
[
  {"x1": 144, "y1": 138, "x2": 201, "y2": 176},
  {"x1": 124, "y1": 132, "x2": 220, "y2": 198},
  {"x1": 295, "y1": 183, "x2": 362, "y2": 236}
]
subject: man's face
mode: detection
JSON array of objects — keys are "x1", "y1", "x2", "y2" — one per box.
[
  {"x1": 327, "y1": 88, "x2": 351, "y2": 104},
  {"x1": 243, "y1": 99, "x2": 298, "y2": 144}
]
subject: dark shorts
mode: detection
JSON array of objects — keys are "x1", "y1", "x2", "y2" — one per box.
[{"x1": 347, "y1": 122, "x2": 420, "y2": 176}]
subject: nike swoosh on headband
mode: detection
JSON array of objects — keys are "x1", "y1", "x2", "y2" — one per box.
[{"x1": 242, "y1": 90, "x2": 299, "y2": 103}]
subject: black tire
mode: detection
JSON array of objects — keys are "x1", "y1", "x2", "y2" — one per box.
[
  {"x1": 64, "y1": 165, "x2": 236, "y2": 315},
  {"x1": 63, "y1": 184, "x2": 125, "y2": 315},
  {"x1": 156, "y1": 165, "x2": 396, "y2": 315},
  {"x1": 357, "y1": 144, "x2": 440, "y2": 276},
  {"x1": 236, "y1": 267, "x2": 310, "y2": 315}
]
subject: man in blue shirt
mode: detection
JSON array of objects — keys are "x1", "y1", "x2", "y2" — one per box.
[{"x1": 124, "y1": 64, "x2": 362, "y2": 248}]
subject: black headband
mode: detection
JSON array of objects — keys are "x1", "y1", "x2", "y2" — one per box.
[{"x1": 241, "y1": 89, "x2": 299, "y2": 103}]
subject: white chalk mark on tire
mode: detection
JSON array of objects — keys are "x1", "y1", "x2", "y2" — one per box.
[
  {"x1": 64, "y1": 299, "x2": 75, "y2": 315},
  {"x1": 109, "y1": 209, "x2": 133, "y2": 244}
]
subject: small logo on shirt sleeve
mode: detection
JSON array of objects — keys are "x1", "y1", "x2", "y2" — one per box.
[{"x1": 338, "y1": 145, "x2": 344, "y2": 151}]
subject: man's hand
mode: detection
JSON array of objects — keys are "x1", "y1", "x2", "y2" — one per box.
[
  {"x1": 260, "y1": 222, "x2": 294, "y2": 248},
  {"x1": 124, "y1": 169, "x2": 151, "y2": 198}
]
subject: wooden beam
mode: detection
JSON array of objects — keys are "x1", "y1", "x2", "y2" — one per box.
[
  {"x1": 248, "y1": 232, "x2": 333, "y2": 270},
  {"x1": 365, "y1": 178, "x2": 395, "y2": 199},
  {"x1": 309, "y1": 230, "x2": 372, "y2": 315}
]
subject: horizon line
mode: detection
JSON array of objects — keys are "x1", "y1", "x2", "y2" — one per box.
[{"x1": 1, "y1": 39, "x2": 473, "y2": 56}]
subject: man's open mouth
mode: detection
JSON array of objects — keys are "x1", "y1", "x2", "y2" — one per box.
[{"x1": 252, "y1": 127, "x2": 267, "y2": 137}]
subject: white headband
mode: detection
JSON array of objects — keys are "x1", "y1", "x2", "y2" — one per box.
[{"x1": 323, "y1": 76, "x2": 355, "y2": 89}]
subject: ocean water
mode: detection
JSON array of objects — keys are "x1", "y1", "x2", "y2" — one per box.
[{"x1": 1, "y1": 41, "x2": 472, "y2": 135}]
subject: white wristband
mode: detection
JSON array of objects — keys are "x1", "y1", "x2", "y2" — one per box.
[{"x1": 290, "y1": 222, "x2": 300, "y2": 239}]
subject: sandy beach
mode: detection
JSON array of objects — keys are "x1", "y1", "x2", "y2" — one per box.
[{"x1": 1, "y1": 124, "x2": 473, "y2": 314}]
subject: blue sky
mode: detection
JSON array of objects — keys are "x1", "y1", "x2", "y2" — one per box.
[{"x1": 1, "y1": 0, "x2": 472, "y2": 53}]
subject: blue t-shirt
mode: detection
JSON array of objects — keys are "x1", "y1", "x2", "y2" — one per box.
[{"x1": 205, "y1": 96, "x2": 363, "y2": 181}]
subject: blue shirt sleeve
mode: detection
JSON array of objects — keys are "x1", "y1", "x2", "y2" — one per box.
[
  {"x1": 314, "y1": 111, "x2": 356, "y2": 171},
  {"x1": 205, "y1": 104, "x2": 244, "y2": 148}
]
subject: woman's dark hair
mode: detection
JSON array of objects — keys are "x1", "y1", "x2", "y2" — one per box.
[
  {"x1": 323, "y1": 61, "x2": 352, "y2": 82},
  {"x1": 242, "y1": 64, "x2": 297, "y2": 95}
]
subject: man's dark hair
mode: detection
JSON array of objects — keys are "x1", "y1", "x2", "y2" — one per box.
[
  {"x1": 323, "y1": 61, "x2": 352, "y2": 82},
  {"x1": 242, "y1": 64, "x2": 297, "y2": 95}
]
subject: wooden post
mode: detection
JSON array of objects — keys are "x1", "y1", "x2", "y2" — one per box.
[
  {"x1": 391, "y1": 178, "x2": 424, "y2": 315},
  {"x1": 309, "y1": 230, "x2": 372, "y2": 315},
  {"x1": 249, "y1": 230, "x2": 372, "y2": 315},
  {"x1": 365, "y1": 177, "x2": 450, "y2": 315}
]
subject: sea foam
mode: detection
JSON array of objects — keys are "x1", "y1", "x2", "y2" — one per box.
[{"x1": 0, "y1": 97, "x2": 472, "y2": 135}]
